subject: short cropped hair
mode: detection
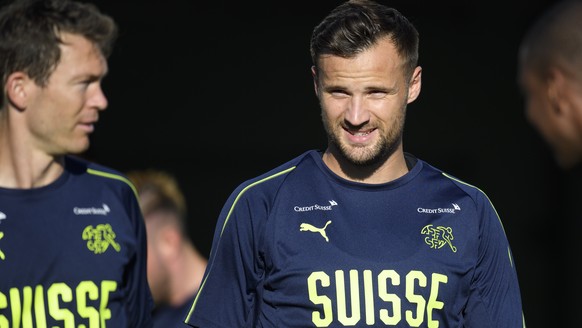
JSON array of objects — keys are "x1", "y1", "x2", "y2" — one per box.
[
  {"x1": 0, "y1": 0, "x2": 118, "y2": 103},
  {"x1": 310, "y1": 0, "x2": 419, "y2": 79},
  {"x1": 519, "y1": 0, "x2": 582, "y2": 81}
]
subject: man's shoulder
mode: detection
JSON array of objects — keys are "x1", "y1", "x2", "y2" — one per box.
[
  {"x1": 243, "y1": 150, "x2": 318, "y2": 185},
  {"x1": 65, "y1": 155, "x2": 117, "y2": 173},
  {"x1": 226, "y1": 150, "x2": 319, "y2": 201},
  {"x1": 64, "y1": 155, "x2": 135, "y2": 192}
]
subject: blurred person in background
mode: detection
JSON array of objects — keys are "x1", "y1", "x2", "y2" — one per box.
[
  {"x1": 518, "y1": 1, "x2": 582, "y2": 326},
  {"x1": 127, "y1": 169, "x2": 207, "y2": 328},
  {"x1": 519, "y1": 0, "x2": 582, "y2": 171}
]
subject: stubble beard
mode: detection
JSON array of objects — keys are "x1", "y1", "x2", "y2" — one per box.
[{"x1": 323, "y1": 110, "x2": 405, "y2": 168}]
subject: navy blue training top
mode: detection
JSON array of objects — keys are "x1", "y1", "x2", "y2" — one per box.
[
  {"x1": 153, "y1": 294, "x2": 195, "y2": 328},
  {"x1": 185, "y1": 150, "x2": 525, "y2": 328},
  {"x1": 0, "y1": 155, "x2": 154, "y2": 327}
]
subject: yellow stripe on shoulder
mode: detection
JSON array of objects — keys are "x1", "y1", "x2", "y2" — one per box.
[
  {"x1": 220, "y1": 166, "x2": 296, "y2": 236},
  {"x1": 442, "y1": 172, "x2": 515, "y2": 268},
  {"x1": 442, "y1": 172, "x2": 501, "y2": 223},
  {"x1": 87, "y1": 168, "x2": 138, "y2": 198},
  {"x1": 442, "y1": 171, "x2": 499, "y2": 208},
  {"x1": 186, "y1": 165, "x2": 296, "y2": 321}
]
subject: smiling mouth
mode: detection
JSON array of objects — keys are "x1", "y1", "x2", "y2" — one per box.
[{"x1": 345, "y1": 128, "x2": 375, "y2": 136}]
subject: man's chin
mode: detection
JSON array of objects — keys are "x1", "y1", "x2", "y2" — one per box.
[
  {"x1": 67, "y1": 141, "x2": 91, "y2": 155},
  {"x1": 342, "y1": 149, "x2": 380, "y2": 167}
]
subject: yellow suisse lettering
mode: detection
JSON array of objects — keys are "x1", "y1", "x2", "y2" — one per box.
[
  {"x1": 9, "y1": 288, "x2": 22, "y2": 328},
  {"x1": 2, "y1": 287, "x2": 47, "y2": 328},
  {"x1": 77, "y1": 281, "x2": 100, "y2": 327},
  {"x1": 0, "y1": 281, "x2": 116, "y2": 327},
  {"x1": 100, "y1": 280, "x2": 116, "y2": 327},
  {"x1": 21, "y1": 286, "x2": 34, "y2": 327},
  {"x1": 0, "y1": 291, "x2": 8, "y2": 327},
  {"x1": 308, "y1": 269, "x2": 449, "y2": 327},
  {"x1": 363, "y1": 270, "x2": 374, "y2": 325},
  {"x1": 378, "y1": 270, "x2": 401, "y2": 325},
  {"x1": 406, "y1": 270, "x2": 427, "y2": 326},
  {"x1": 427, "y1": 273, "x2": 447, "y2": 328},
  {"x1": 335, "y1": 270, "x2": 360, "y2": 325},
  {"x1": 48, "y1": 283, "x2": 75, "y2": 327},
  {"x1": 308, "y1": 271, "x2": 333, "y2": 327},
  {"x1": 34, "y1": 285, "x2": 47, "y2": 328}
]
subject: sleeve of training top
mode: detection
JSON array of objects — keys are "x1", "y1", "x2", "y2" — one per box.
[
  {"x1": 124, "y1": 183, "x2": 155, "y2": 327},
  {"x1": 185, "y1": 184, "x2": 267, "y2": 328},
  {"x1": 462, "y1": 191, "x2": 525, "y2": 327}
]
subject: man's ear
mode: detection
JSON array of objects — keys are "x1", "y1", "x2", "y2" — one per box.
[
  {"x1": 311, "y1": 65, "x2": 320, "y2": 97},
  {"x1": 5, "y1": 72, "x2": 31, "y2": 110},
  {"x1": 158, "y1": 226, "x2": 181, "y2": 258},
  {"x1": 547, "y1": 68, "x2": 568, "y2": 115},
  {"x1": 407, "y1": 66, "x2": 422, "y2": 104}
]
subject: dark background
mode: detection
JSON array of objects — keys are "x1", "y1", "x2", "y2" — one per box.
[{"x1": 83, "y1": 1, "x2": 564, "y2": 327}]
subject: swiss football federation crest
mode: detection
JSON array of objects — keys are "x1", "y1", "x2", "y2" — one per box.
[
  {"x1": 421, "y1": 224, "x2": 457, "y2": 253},
  {"x1": 82, "y1": 224, "x2": 121, "y2": 254}
]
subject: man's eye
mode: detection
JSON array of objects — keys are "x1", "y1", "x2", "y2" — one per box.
[
  {"x1": 369, "y1": 91, "x2": 387, "y2": 98},
  {"x1": 330, "y1": 90, "x2": 349, "y2": 97}
]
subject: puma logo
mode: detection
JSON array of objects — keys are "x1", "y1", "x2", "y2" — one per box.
[{"x1": 300, "y1": 220, "x2": 332, "y2": 242}]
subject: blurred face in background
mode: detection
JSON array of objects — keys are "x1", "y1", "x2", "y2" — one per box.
[
  {"x1": 144, "y1": 213, "x2": 172, "y2": 305},
  {"x1": 520, "y1": 65, "x2": 582, "y2": 169}
]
